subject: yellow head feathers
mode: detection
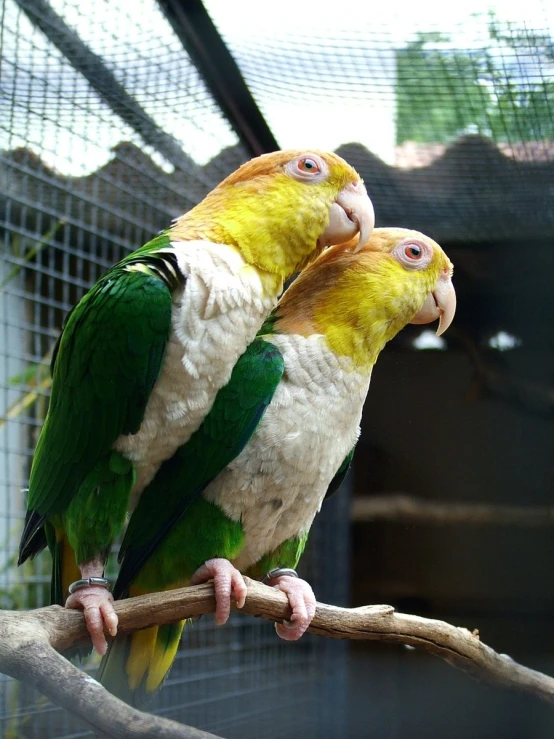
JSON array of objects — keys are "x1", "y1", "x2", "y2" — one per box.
[
  {"x1": 171, "y1": 150, "x2": 374, "y2": 280},
  {"x1": 273, "y1": 227, "x2": 455, "y2": 369}
]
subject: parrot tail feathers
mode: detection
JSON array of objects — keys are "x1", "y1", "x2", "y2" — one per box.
[
  {"x1": 48, "y1": 524, "x2": 81, "y2": 607},
  {"x1": 98, "y1": 620, "x2": 186, "y2": 707},
  {"x1": 18, "y1": 509, "x2": 47, "y2": 565}
]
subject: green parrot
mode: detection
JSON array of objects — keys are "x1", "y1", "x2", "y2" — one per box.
[
  {"x1": 98, "y1": 227, "x2": 456, "y2": 705},
  {"x1": 17, "y1": 150, "x2": 374, "y2": 655}
]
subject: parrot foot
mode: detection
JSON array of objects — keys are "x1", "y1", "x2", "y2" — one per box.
[
  {"x1": 190, "y1": 558, "x2": 247, "y2": 626},
  {"x1": 65, "y1": 560, "x2": 117, "y2": 656},
  {"x1": 266, "y1": 574, "x2": 316, "y2": 641}
]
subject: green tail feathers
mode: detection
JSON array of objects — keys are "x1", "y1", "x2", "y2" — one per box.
[{"x1": 98, "y1": 621, "x2": 186, "y2": 707}]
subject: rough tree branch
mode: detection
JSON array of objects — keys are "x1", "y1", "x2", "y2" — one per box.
[
  {"x1": 1, "y1": 579, "x2": 553, "y2": 739},
  {"x1": 351, "y1": 494, "x2": 554, "y2": 526},
  {"x1": 0, "y1": 605, "x2": 222, "y2": 739}
]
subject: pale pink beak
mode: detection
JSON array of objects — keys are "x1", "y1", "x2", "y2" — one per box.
[
  {"x1": 411, "y1": 269, "x2": 456, "y2": 336},
  {"x1": 318, "y1": 180, "x2": 374, "y2": 252}
]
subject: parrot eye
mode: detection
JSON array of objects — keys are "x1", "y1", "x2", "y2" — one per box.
[
  {"x1": 392, "y1": 239, "x2": 433, "y2": 271},
  {"x1": 297, "y1": 157, "x2": 320, "y2": 174},
  {"x1": 285, "y1": 153, "x2": 328, "y2": 183},
  {"x1": 405, "y1": 244, "x2": 422, "y2": 260}
]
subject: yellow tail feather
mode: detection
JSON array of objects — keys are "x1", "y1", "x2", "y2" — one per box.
[
  {"x1": 51, "y1": 527, "x2": 81, "y2": 606},
  {"x1": 145, "y1": 623, "x2": 185, "y2": 693},
  {"x1": 59, "y1": 531, "x2": 81, "y2": 601},
  {"x1": 99, "y1": 617, "x2": 186, "y2": 706}
]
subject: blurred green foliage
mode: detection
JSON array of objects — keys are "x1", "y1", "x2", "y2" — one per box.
[{"x1": 396, "y1": 17, "x2": 554, "y2": 143}]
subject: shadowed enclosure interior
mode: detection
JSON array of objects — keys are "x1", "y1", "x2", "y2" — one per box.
[{"x1": 0, "y1": 0, "x2": 553, "y2": 737}]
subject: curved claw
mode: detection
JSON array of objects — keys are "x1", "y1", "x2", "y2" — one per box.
[
  {"x1": 190, "y1": 558, "x2": 247, "y2": 626},
  {"x1": 65, "y1": 586, "x2": 117, "y2": 655},
  {"x1": 269, "y1": 575, "x2": 316, "y2": 641}
]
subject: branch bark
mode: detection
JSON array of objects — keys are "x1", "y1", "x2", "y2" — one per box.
[
  {"x1": 351, "y1": 494, "x2": 554, "y2": 526},
  {"x1": 0, "y1": 607, "x2": 223, "y2": 739},
  {"x1": 1, "y1": 578, "x2": 553, "y2": 739}
]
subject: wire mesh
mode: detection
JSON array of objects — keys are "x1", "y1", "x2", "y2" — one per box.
[
  {"x1": 2, "y1": 0, "x2": 553, "y2": 737},
  {"x1": 204, "y1": 0, "x2": 554, "y2": 245},
  {"x1": 0, "y1": 0, "x2": 349, "y2": 736}
]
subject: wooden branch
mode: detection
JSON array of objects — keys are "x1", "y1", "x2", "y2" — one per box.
[
  {"x1": 2, "y1": 577, "x2": 553, "y2": 727},
  {"x1": 0, "y1": 608, "x2": 222, "y2": 738},
  {"x1": 351, "y1": 494, "x2": 554, "y2": 526}
]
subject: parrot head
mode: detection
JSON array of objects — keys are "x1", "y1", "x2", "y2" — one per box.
[
  {"x1": 172, "y1": 150, "x2": 374, "y2": 279},
  {"x1": 274, "y1": 227, "x2": 456, "y2": 369}
]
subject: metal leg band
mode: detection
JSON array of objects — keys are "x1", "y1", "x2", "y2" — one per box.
[
  {"x1": 262, "y1": 568, "x2": 298, "y2": 584},
  {"x1": 68, "y1": 577, "x2": 110, "y2": 594}
]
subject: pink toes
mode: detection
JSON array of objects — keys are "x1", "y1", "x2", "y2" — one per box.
[
  {"x1": 65, "y1": 586, "x2": 117, "y2": 655},
  {"x1": 190, "y1": 558, "x2": 247, "y2": 626},
  {"x1": 271, "y1": 575, "x2": 316, "y2": 641}
]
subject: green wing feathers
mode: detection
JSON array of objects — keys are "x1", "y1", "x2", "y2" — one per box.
[
  {"x1": 99, "y1": 339, "x2": 284, "y2": 707},
  {"x1": 245, "y1": 533, "x2": 310, "y2": 581},
  {"x1": 113, "y1": 338, "x2": 285, "y2": 598},
  {"x1": 323, "y1": 446, "x2": 356, "y2": 502},
  {"x1": 19, "y1": 256, "x2": 174, "y2": 575},
  {"x1": 27, "y1": 268, "x2": 173, "y2": 515}
]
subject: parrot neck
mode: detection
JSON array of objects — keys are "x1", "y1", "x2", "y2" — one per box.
[
  {"x1": 324, "y1": 322, "x2": 392, "y2": 370},
  {"x1": 272, "y1": 301, "x2": 393, "y2": 371},
  {"x1": 170, "y1": 174, "x2": 332, "y2": 281}
]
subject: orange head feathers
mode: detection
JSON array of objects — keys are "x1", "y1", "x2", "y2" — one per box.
[
  {"x1": 171, "y1": 150, "x2": 374, "y2": 280},
  {"x1": 270, "y1": 227, "x2": 455, "y2": 369}
]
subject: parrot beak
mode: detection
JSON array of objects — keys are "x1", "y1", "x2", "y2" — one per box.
[
  {"x1": 319, "y1": 181, "x2": 375, "y2": 251},
  {"x1": 410, "y1": 269, "x2": 456, "y2": 336}
]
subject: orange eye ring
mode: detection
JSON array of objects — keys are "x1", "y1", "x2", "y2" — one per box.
[
  {"x1": 297, "y1": 157, "x2": 320, "y2": 174},
  {"x1": 404, "y1": 243, "x2": 423, "y2": 260}
]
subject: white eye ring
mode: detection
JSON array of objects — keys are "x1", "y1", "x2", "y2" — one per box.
[
  {"x1": 392, "y1": 239, "x2": 433, "y2": 270},
  {"x1": 285, "y1": 153, "x2": 328, "y2": 183}
]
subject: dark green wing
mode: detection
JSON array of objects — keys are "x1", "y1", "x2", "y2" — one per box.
[
  {"x1": 113, "y1": 338, "x2": 285, "y2": 598},
  {"x1": 19, "y1": 242, "x2": 176, "y2": 558},
  {"x1": 324, "y1": 446, "x2": 356, "y2": 502}
]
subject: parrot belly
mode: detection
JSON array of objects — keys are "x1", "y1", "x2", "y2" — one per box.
[
  {"x1": 203, "y1": 333, "x2": 372, "y2": 570},
  {"x1": 114, "y1": 241, "x2": 277, "y2": 507}
]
